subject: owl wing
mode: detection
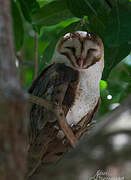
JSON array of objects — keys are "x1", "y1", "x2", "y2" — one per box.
[{"x1": 28, "y1": 63, "x2": 79, "y2": 144}]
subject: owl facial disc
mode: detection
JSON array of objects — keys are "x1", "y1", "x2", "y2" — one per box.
[{"x1": 57, "y1": 31, "x2": 104, "y2": 70}]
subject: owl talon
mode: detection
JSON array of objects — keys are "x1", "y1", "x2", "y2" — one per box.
[{"x1": 71, "y1": 124, "x2": 81, "y2": 134}]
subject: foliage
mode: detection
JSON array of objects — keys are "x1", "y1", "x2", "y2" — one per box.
[
  {"x1": 11, "y1": 0, "x2": 131, "y2": 117},
  {"x1": 99, "y1": 54, "x2": 131, "y2": 117},
  {"x1": 11, "y1": 0, "x2": 24, "y2": 51}
]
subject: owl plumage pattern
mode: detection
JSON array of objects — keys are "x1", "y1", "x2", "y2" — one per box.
[{"x1": 28, "y1": 31, "x2": 104, "y2": 147}]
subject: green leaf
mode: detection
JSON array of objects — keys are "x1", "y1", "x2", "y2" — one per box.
[
  {"x1": 37, "y1": 0, "x2": 55, "y2": 7},
  {"x1": 18, "y1": 0, "x2": 40, "y2": 22},
  {"x1": 32, "y1": 0, "x2": 74, "y2": 26},
  {"x1": 39, "y1": 19, "x2": 81, "y2": 72},
  {"x1": 102, "y1": 43, "x2": 131, "y2": 80},
  {"x1": 11, "y1": 0, "x2": 24, "y2": 51},
  {"x1": 66, "y1": 0, "x2": 110, "y2": 40},
  {"x1": 104, "y1": 4, "x2": 131, "y2": 46},
  {"x1": 40, "y1": 17, "x2": 79, "y2": 41},
  {"x1": 109, "y1": 0, "x2": 130, "y2": 7},
  {"x1": 18, "y1": 0, "x2": 40, "y2": 32},
  {"x1": 66, "y1": 0, "x2": 110, "y2": 20},
  {"x1": 40, "y1": 37, "x2": 58, "y2": 70},
  {"x1": 88, "y1": 15, "x2": 106, "y2": 38},
  {"x1": 25, "y1": 68, "x2": 34, "y2": 87},
  {"x1": 100, "y1": 80, "x2": 108, "y2": 91}
]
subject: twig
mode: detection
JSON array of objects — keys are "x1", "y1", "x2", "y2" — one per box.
[
  {"x1": 16, "y1": 54, "x2": 34, "y2": 67},
  {"x1": 17, "y1": 48, "x2": 26, "y2": 88},
  {"x1": 28, "y1": 94, "x2": 77, "y2": 148},
  {"x1": 28, "y1": 94, "x2": 54, "y2": 111},
  {"x1": 55, "y1": 106, "x2": 77, "y2": 148},
  {"x1": 34, "y1": 32, "x2": 38, "y2": 79}
]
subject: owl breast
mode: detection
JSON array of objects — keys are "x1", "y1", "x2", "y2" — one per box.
[{"x1": 66, "y1": 60, "x2": 103, "y2": 125}]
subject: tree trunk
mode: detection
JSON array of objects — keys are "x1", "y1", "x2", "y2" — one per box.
[{"x1": 0, "y1": 1, "x2": 27, "y2": 180}]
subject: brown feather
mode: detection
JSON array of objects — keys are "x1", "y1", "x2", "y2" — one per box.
[
  {"x1": 62, "y1": 79, "x2": 79, "y2": 116},
  {"x1": 28, "y1": 63, "x2": 79, "y2": 144},
  {"x1": 29, "y1": 63, "x2": 54, "y2": 94}
]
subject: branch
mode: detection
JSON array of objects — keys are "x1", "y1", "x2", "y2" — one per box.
[
  {"x1": 28, "y1": 94, "x2": 54, "y2": 111},
  {"x1": 16, "y1": 54, "x2": 34, "y2": 67},
  {"x1": 34, "y1": 32, "x2": 38, "y2": 79}
]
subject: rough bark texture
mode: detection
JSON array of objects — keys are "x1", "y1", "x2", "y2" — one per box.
[
  {"x1": 27, "y1": 96, "x2": 131, "y2": 180},
  {"x1": 0, "y1": 1, "x2": 27, "y2": 180}
]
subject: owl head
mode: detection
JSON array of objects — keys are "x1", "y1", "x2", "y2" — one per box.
[{"x1": 52, "y1": 31, "x2": 104, "y2": 70}]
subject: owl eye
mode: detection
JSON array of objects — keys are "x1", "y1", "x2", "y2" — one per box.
[
  {"x1": 88, "y1": 48, "x2": 97, "y2": 52},
  {"x1": 87, "y1": 48, "x2": 97, "y2": 57},
  {"x1": 65, "y1": 46, "x2": 76, "y2": 56}
]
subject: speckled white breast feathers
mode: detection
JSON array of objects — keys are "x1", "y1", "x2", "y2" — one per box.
[{"x1": 66, "y1": 56, "x2": 104, "y2": 125}]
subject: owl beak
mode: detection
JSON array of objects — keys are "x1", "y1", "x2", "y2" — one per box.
[{"x1": 76, "y1": 57, "x2": 85, "y2": 68}]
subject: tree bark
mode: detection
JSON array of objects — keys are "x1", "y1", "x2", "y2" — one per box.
[{"x1": 0, "y1": 1, "x2": 27, "y2": 180}]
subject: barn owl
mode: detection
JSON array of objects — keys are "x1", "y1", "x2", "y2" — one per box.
[{"x1": 27, "y1": 31, "x2": 104, "y2": 175}]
